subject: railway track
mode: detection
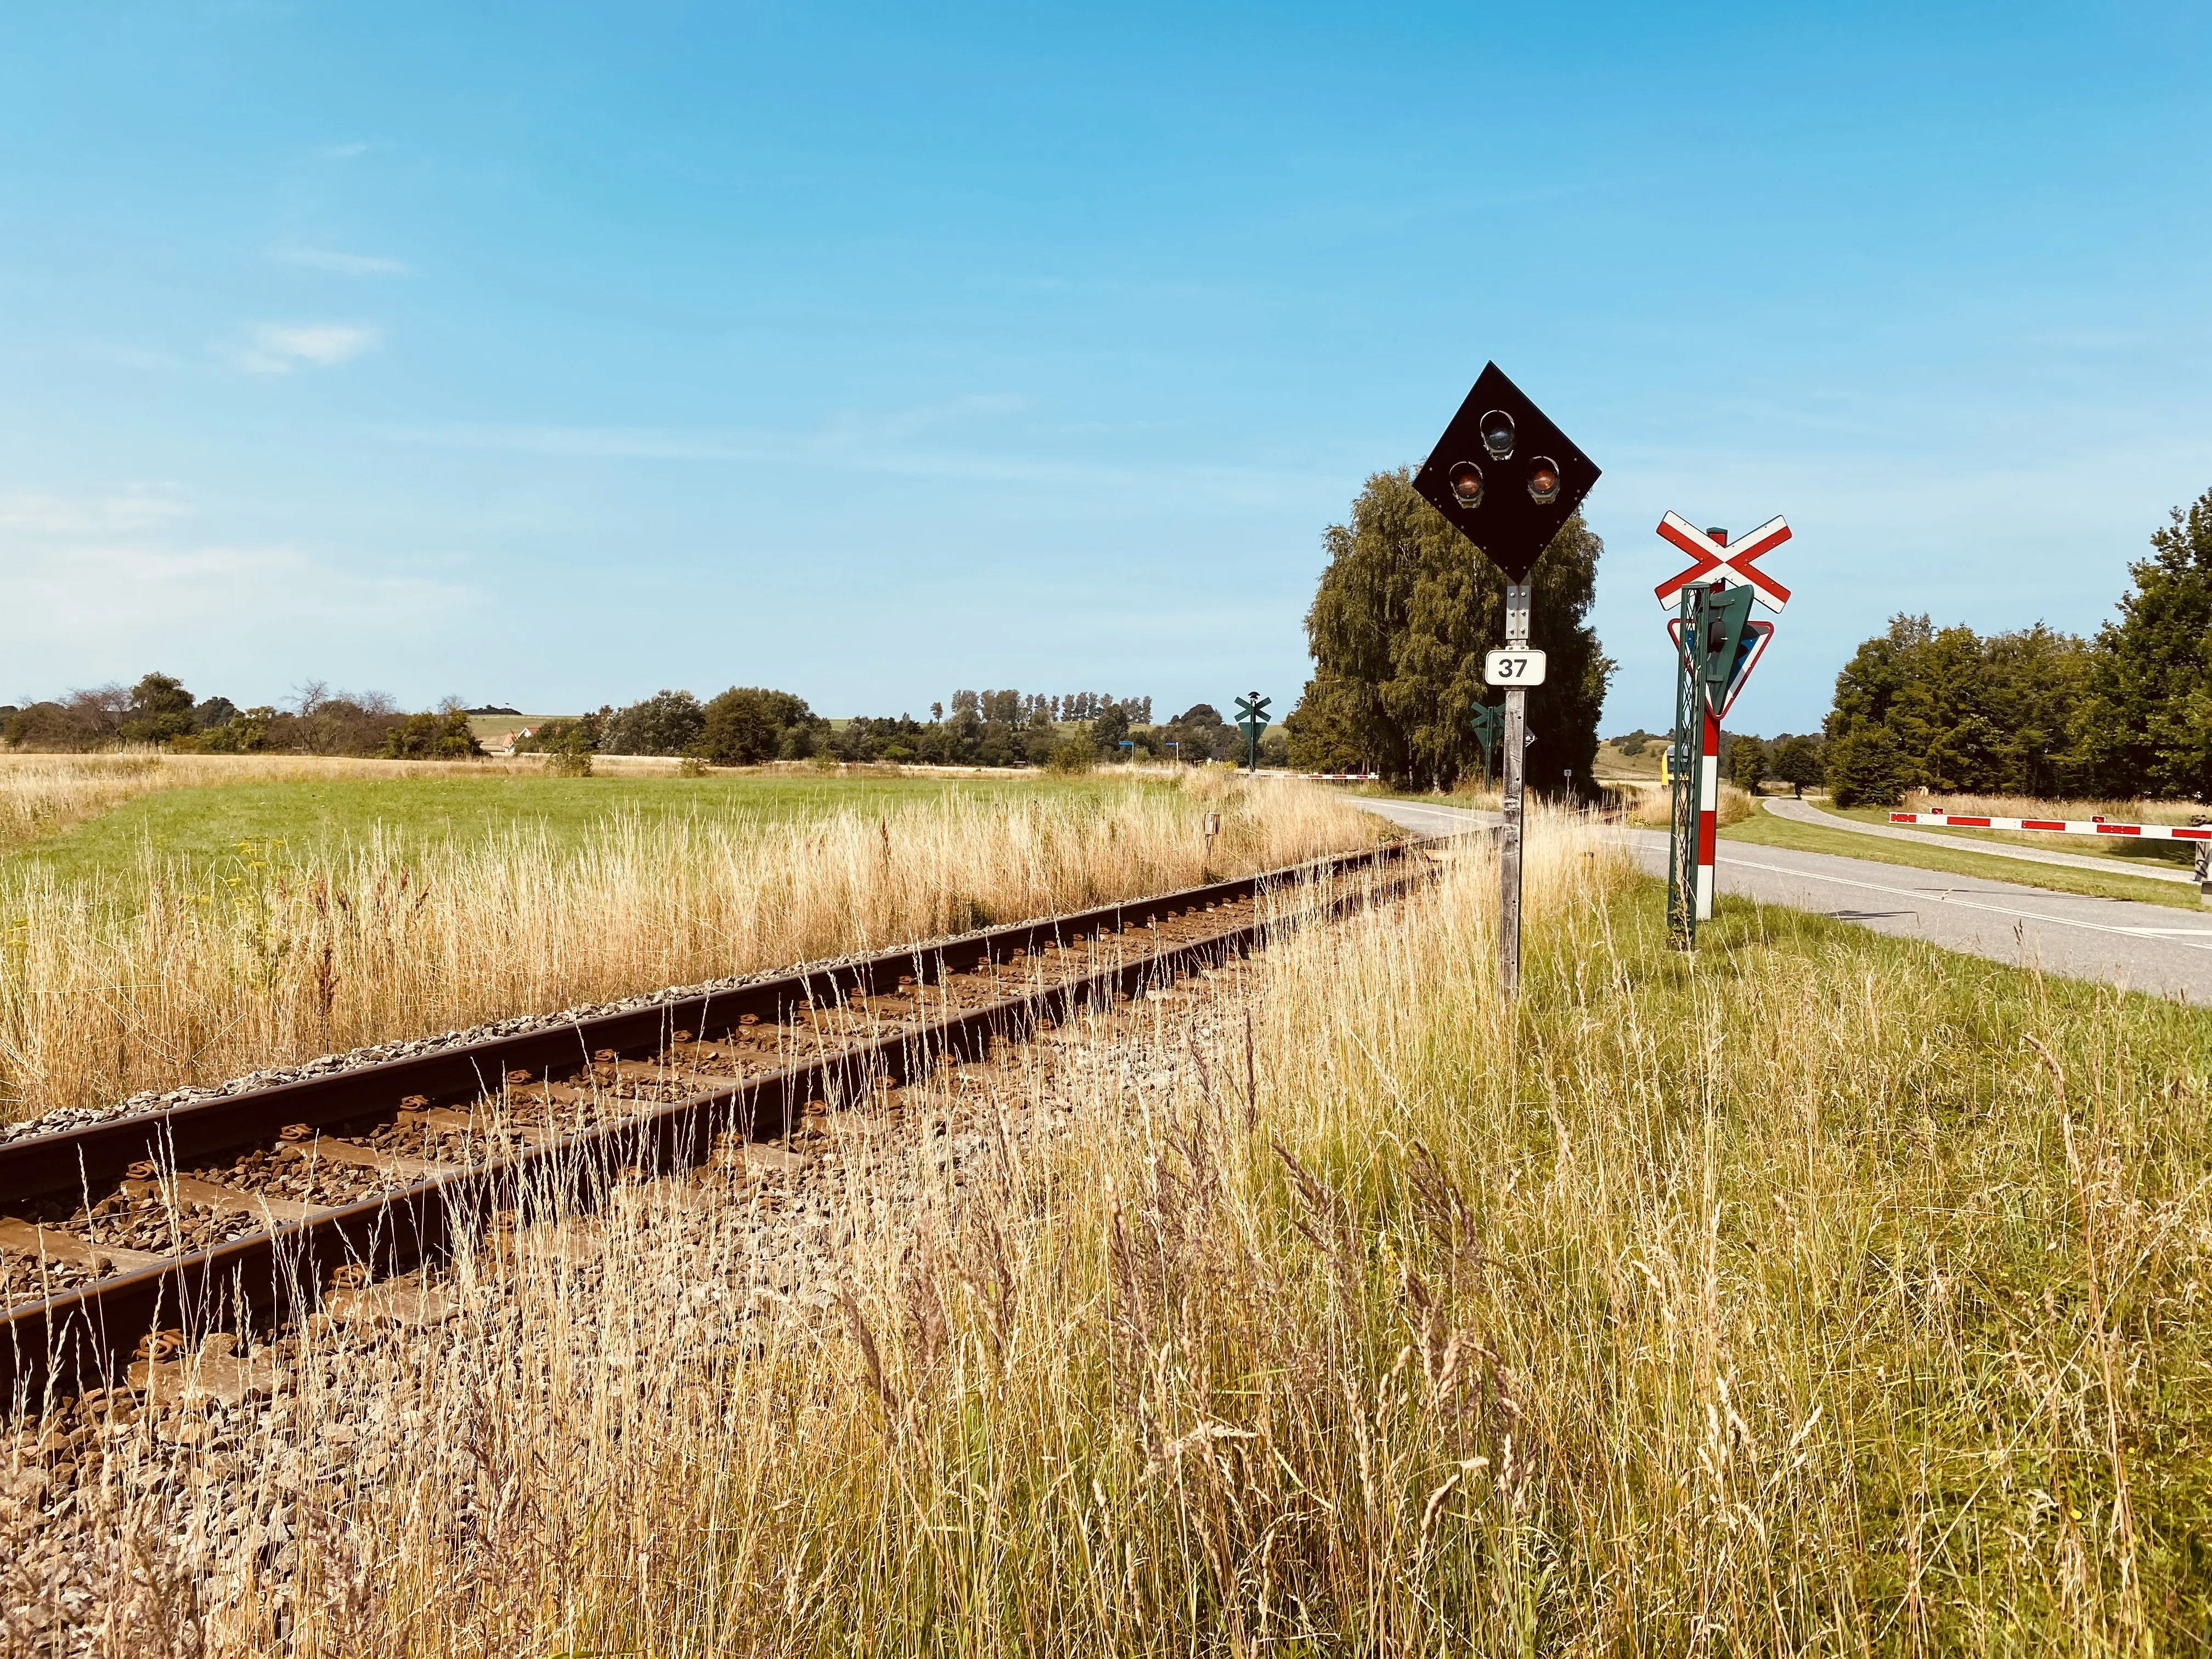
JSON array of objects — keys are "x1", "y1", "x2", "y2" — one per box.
[{"x1": 1, "y1": 839, "x2": 1435, "y2": 1410}]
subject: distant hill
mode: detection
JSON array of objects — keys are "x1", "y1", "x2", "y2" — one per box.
[
  {"x1": 466, "y1": 714, "x2": 569, "y2": 743},
  {"x1": 1593, "y1": 732, "x2": 1664, "y2": 780}
]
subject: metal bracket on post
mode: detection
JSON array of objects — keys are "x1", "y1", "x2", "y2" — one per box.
[
  {"x1": 1499, "y1": 578, "x2": 1532, "y2": 997},
  {"x1": 1504, "y1": 583, "x2": 1532, "y2": 648}
]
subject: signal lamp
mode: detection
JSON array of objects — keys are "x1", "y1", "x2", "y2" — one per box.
[
  {"x1": 1411, "y1": 361, "x2": 1600, "y2": 585},
  {"x1": 1527, "y1": 457, "x2": 1561, "y2": 504}
]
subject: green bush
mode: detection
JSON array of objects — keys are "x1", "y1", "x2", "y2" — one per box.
[
  {"x1": 382, "y1": 710, "x2": 484, "y2": 761},
  {"x1": 1045, "y1": 735, "x2": 1097, "y2": 774},
  {"x1": 694, "y1": 687, "x2": 817, "y2": 765},
  {"x1": 1825, "y1": 726, "x2": 1908, "y2": 808}
]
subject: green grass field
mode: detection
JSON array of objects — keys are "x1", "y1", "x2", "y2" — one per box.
[
  {"x1": 4, "y1": 771, "x2": 1149, "y2": 888},
  {"x1": 1723, "y1": 798, "x2": 2202, "y2": 909}
]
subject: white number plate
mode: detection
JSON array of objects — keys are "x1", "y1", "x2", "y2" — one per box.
[{"x1": 1484, "y1": 649, "x2": 1548, "y2": 686}]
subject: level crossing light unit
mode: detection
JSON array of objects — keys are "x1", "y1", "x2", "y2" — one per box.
[
  {"x1": 1411, "y1": 363, "x2": 1601, "y2": 997},
  {"x1": 1233, "y1": 692, "x2": 1272, "y2": 774},
  {"x1": 1652, "y1": 513, "x2": 1792, "y2": 945}
]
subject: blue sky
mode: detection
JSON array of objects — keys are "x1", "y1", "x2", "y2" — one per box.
[{"x1": 3, "y1": 1, "x2": 2208, "y2": 735}]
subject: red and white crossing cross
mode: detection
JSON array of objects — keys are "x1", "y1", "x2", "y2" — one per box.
[{"x1": 1653, "y1": 512, "x2": 1792, "y2": 613}]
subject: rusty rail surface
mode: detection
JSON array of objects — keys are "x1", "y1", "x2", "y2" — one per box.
[{"x1": 2, "y1": 840, "x2": 1436, "y2": 1408}]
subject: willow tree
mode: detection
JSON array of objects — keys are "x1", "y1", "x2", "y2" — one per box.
[{"x1": 1292, "y1": 467, "x2": 1611, "y2": 792}]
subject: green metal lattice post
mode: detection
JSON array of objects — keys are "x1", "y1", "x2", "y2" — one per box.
[{"x1": 1666, "y1": 582, "x2": 1701, "y2": 949}]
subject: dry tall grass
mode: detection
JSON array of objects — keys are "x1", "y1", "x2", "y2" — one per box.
[
  {"x1": 1911, "y1": 788, "x2": 2207, "y2": 826},
  {"x1": 1626, "y1": 778, "x2": 1754, "y2": 827},
  {"x1": 0, "y1": 772, "x2": 1376, "y2": 1119},
  {"x1": 100, "y1": 803, "x2": 2197, "y2": 1655},
  {"x1": 18, "y1": 810, "x2": 2212, "y2": 1652}
]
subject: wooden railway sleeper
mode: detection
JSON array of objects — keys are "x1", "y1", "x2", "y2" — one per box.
[
  {"x1": 117, "y1": 1173, "x2": 324, "y2": 1226},
  {"x1": 276, "y1": 1138, "x2": 465, "y2": 1182},
  {"x1": 0, "y1": 1218, "x2": 165, "y2": 1277}
]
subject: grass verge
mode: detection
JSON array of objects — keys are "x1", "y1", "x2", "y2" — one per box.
[{"x1": 1724, "y1": 800, "x2": 2200, "y2": 910}]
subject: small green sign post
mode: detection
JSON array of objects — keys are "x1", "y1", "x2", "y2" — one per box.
[
  {"x1": 1233, "y1": 692, "x2": 1271, "y2": 773},
  {"x1": 1469, "y1": 701, "x2": 1502, "y2": 792}
]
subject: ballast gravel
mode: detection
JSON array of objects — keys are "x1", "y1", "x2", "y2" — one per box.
[{"x1": 0, "y1": 960, "x2": 1267, "y2": 1658}]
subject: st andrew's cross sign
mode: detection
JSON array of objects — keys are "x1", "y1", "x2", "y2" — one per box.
[{"x1": 1654, "y1": 512, "x2": 1792, "y2": 613}]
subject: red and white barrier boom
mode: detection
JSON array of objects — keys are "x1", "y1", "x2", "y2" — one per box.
[
  {"x1": 1891, "y1": 812, "x2": 2211, "y2": 840},
  {"x1": 1655, "y1": 515, "x2": 1790, "y2": 937},
  {"x1": 1891, "y1": 810, "x2": 2212, "y2": 902}
]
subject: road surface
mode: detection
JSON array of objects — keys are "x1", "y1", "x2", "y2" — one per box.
[{"x1": 1351, "y1": 795, "x2": 2212, "y2": 1002}]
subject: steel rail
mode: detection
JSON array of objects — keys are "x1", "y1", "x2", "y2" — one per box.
[{"x1": 2, "y1": 839, "x2": 1434, "y2": 1407}]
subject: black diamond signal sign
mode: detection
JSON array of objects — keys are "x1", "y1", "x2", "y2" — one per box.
[{"x1": 1412, "y1": 363, "x2": 1600, "y2": 583}]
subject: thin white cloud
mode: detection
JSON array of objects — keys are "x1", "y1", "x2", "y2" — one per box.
[
  {"x1": 0, "y1": 485, "x2": 190, "y2": 533},
  {"x1": 379, "y1": 418, "x2": 1340, "y2": 510},
  {"x1": 236, "y1": 323, "x2": 382, "y2": 375},
  {"x1": 3, "y1": 539, "x2": 481, "y2": 646},
  {"x1": 274, "y1": 246, "x2": 410, "y2": 276},
  {"x1": 317, "y1": 142, "x2": 370, "y2": 159},
  {"x1": 875, "y1": 391, "x2": 1028, "y2": 439},
  {"x1": 1, "y1": 486, "x2": 482, "y2": 693}
]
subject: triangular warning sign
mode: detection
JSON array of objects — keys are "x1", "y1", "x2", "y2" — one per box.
[{"x1": 1669, "y1": 617, "x2": 1774, "y2": 720}]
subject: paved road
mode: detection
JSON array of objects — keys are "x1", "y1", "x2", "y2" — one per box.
[
  {"x1": 1356, "y1": 796, "x2": 1503, "y2": 840},
  {"x1": 1763, "y1": 795, "x2": 2199, "y2": 886},
  {"x1": 1351, "y1": 795, "x2": 2212, "y2": 1002}
]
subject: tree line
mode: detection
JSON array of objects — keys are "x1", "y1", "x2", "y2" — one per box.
[
  {"x1": 1816, "y1": 485, "x2": 2212, "y2": 805},
  {"x1": 1284, "y1": 469, "x2": 1610, "y2": 789},
  {"x1": 0, "y1": 670, "x2": 1265, "y2": 773},
  {"x1": 540, "y1": 688, "x2": 1261, "y2": 770},
  {"x1": 1, "y1": 675, "x2": 481, "y2": 759},
  {"x1": 949, "y1": 691, "x2": 1153, "y2": 726}
]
